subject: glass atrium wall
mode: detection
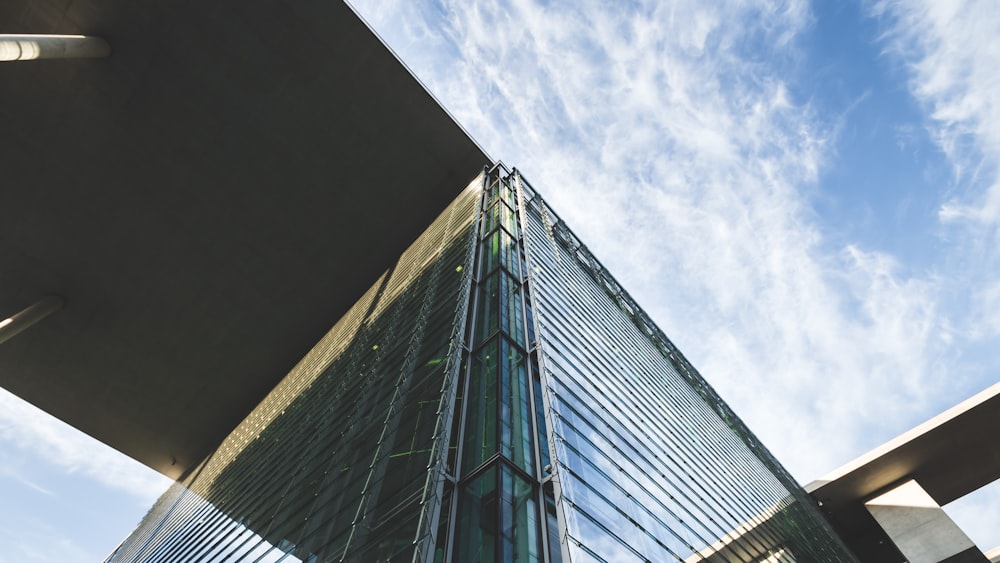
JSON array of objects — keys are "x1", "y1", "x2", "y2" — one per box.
[
  {"x1": 515, "y1": 171, "x2": 854, "y2": 562},
  {"x1": 107, "y1": 177, "x2": 482, "y2": 563}
]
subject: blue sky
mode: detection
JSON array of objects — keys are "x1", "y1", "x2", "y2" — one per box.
[{"x1": 3, "y1": 0, "x2": 1000, "y2": 559}]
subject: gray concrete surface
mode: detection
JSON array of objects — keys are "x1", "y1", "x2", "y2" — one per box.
[
  {"x1": 866, "y1": 480, "x2": 982, "y2": 563},
  {"x1": 0, "y1": 0, "x2": 489, "y2": 480}
]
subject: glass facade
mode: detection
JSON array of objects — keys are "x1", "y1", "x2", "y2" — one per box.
[
  {"x1": 515, "y1": 172, "x2": 853, "y2": 562},
  {"x1": 445, "y1": 169, "x2": 553, "y2": 563},
  {"x1": 106, "y1": 177, "x2": 482, "y2": 563},
  {"x1": 108, "y1": 166, "x2": 854, "y2": 562}
]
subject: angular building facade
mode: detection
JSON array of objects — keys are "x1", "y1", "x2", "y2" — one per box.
[{"x1": 107, "y1": 166, "x2": 853, "y2": 562}]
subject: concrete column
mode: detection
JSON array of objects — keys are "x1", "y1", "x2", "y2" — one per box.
[
  {"x1": 0, "y1": 35, "x2": 110, "y2": 61},
  {"x1": 866, "y1": 479, "x2": 986, "y2": 563},
  {"x1": 0, "y1": 296, "x2": 64, "y2": 345}
]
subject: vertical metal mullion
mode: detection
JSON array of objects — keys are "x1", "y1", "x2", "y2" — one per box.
[
  {"x1": 494, "y1": 466, "x2": 501, "y2": 563},
  {"x1": 495, "y1": 307, "x2": 506, "y2": 466},
  {"x1": 495, "y1": 171, "x2": 526, "y2": 563},
  {"x1": 490, "y1": 179, "x2": 506, "y2": 511},
  {"x1": 444, "y1": 169, "x2": 489, "y2": 563},
  {"x1": 443, "y1": 349, "x2": 472, "y2": 563},
  {"x1": 413, "y1": 180, "x2": 481, "y2": 563},
  {"x1": 514, "y1": 171, "x2": 551, "y2": 563},
  {"x1": 515, "y1": 170, "x2": 572, "y2": 563}
]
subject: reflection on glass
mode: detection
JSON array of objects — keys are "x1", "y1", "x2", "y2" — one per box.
[
  {"x1": 107, "y1": 179, "x2": 483, "y2": 563},
  {"x1": 105, "y1": 166, "x2": 852, "y2": 563},
  {"x1": 517, "y1": 169, "x2": 852, "y2": 561}
]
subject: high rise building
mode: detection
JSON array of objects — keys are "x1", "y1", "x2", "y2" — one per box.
[
  {"x1": 7, "y1": 3, "x2": 1000, "y2": 560},
  {"x1": 106, "y1": 166, "x2": 853, "y2": 562},
  {"x1": 2, "y1": 2, "x2": 863, "y2": 560}
]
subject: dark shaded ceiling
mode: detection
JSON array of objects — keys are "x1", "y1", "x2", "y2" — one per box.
[{"x1": 0, "y1": 0, "x2": 489, "y2": 479}]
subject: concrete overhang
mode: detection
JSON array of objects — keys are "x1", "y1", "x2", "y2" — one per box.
[
  {"x1": 0, "y1": 0, "x2": 489, "y2": 480},
  {"x1": 807, "y1": 382, "x2": 1000, "y2": 560}
]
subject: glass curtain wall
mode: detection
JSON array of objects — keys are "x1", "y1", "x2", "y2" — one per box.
[
  {"x1": 515, "y1": 171, "x2": 855, "y2": 562},
  {"x1": 106, "y1": 177, "x2": 482, "y2": 563},
  {"x1": 106, "y1": 164, "x2": 853, "y2": 563},
  {"x1": 442, "y1": 165, "x2": 556, "y2": 563}
]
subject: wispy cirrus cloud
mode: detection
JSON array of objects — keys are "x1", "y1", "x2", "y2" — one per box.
[
  {"x1": 870, "y1": 0, "x2": 1000, "y2": 342},
  {"x1": 350, "y1": 0, "x2": 954, "y2": 482},
  {"x1": 872, "y1": 1, "x2": 1000, "y2": 350},
  {"x1": 873, "y1": 0, "x2": 1000, "y2": 228},
  {"x1": 0, "y1": 389, "x2": 169, "y2": 502},
  {"x1": 869, "y1": 0, "x2": 1000, "y2": 548},
  {"x1": 0, "y1": 389, "x2": 170, "y2": 559}
]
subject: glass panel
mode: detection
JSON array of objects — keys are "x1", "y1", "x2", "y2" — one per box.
[
  {"x1": 545, "y1": 491, "x2": 562, "y2": 563},
  {"x1": 463, "y1": 339, "x2": 499, "y2": 472},
  {"x1": 500, "y1": 465, "x2": 540, "y2": 563},
  {"x1": 525, "y1": 293, "x2": 537, "y2": 345},
  {"x1": 487, "y1": 179, "x2": 501, "y2": 208},
  {"x1": 499, "y1": 340, "x2": 534, "y2": 474},
  {"x1": 475, "y1": 272, "x2": 500, "y2": 344},
  {"x1": 481, "y1": 228, "x2": 519, "y2": 278},
  {"x1": 482, "y1": 200, "x2": 500, "y2": 236},
  {"x1": 520, "y1": 184, "x2": 852, "y2": 561},
  {"x1": 499, "y1": 179, "x2": 517, "y2": 209},
  {"x1": 532, "y1": 362, "x2": 549, "y2": 472},
  {"x1": 447, "y1": 358, "x2": 467, "y2": 474},
  {"x1": 500, "y1": 200, "x2": 518, "y2": 237},
  {"x1": 476, "y1": 271, "x2": 523, "y2": 346},
  {"x1": 500, "y1": 272, "x2": 524, "y2": 346},
  {"x1": 433, "y1": 488, "x2": 452, "y2": 563},
  {"x1": 455, "y1": 467, "x2": 498, "y2": 563},
  {"x1": 482, "y1": 229, "x2": 500, "y2": 273}
]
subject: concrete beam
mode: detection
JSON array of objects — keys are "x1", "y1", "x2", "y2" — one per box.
[
  {"x1": 808, "y1": 382, "x2": 1000, "y2": 559},
  {"x1": 0, "y1": 296, "x2": 63, "y2": 345},
  {"x1": 866, "y1": 480, "x2": 985, "y2": 563},
  {"x1": 0, "y1": 0, "x2": 489, "y2": 481},
  {"x1": 0, "y1": 35, "x2": 110, "y2": 60}
]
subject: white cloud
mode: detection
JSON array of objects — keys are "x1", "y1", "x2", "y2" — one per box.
[
  {"x1": 0, "y1": 389, "x2": 170, "y2": 503},
  {"x1": 873, "y1": 0, "x2": 1000, "y2": 230},
  {"x1": 350, "y1": 3, "x2": 1000, "y2": 554},
  {"x1": 873, "y1": 0, "x2": 1000, "y2": 347},
  {"x1": 0, "y1": 0, "x2": 994, "y2": 554},
  {"x1": 350, "y1": 0, "x2": 957, "y2": 481}
]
